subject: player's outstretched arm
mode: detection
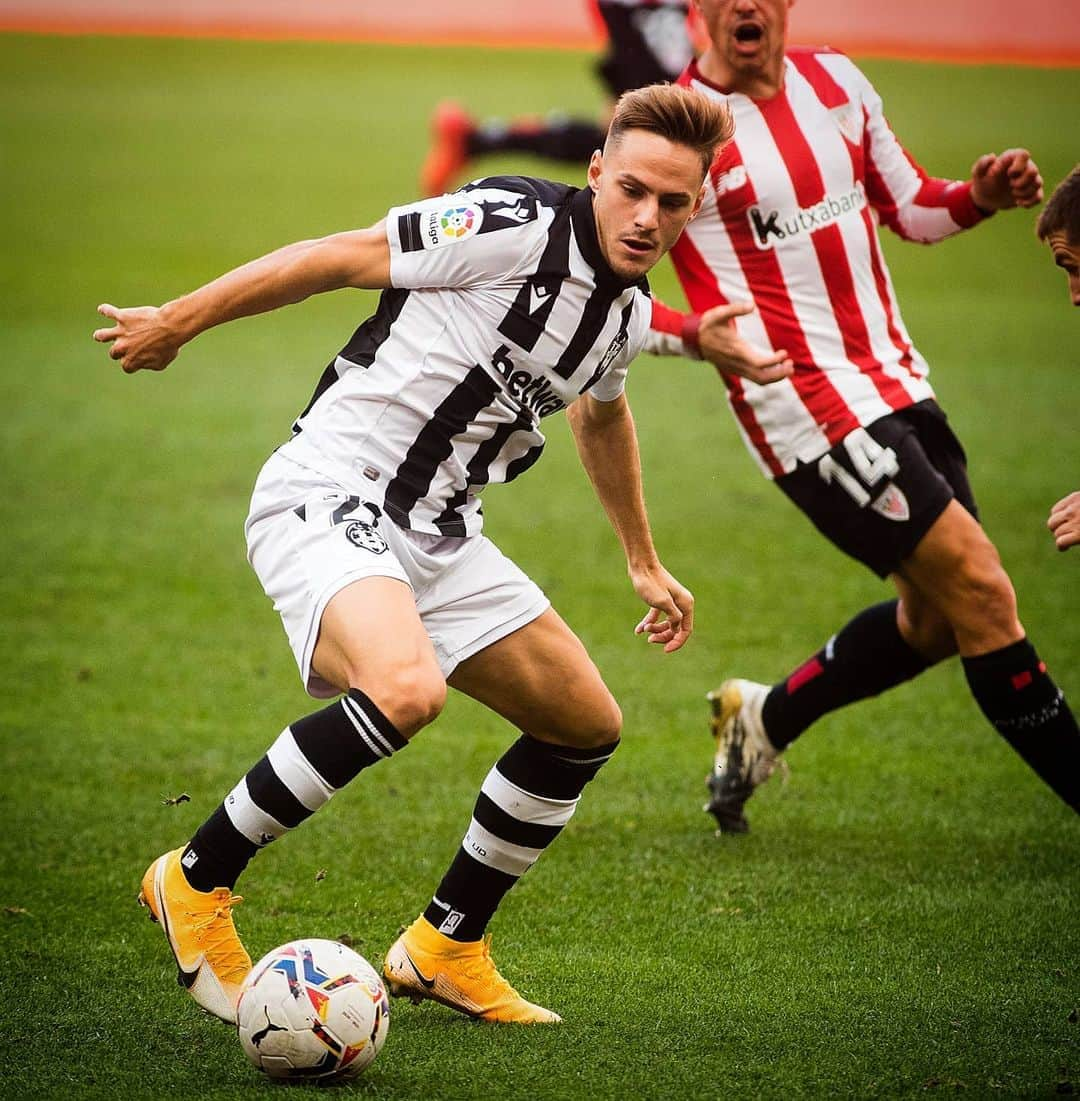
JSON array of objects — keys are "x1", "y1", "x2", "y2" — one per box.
[
  {"x1": 646, "y1": 298, "x2": 792, "y2": 385},
  {"x1": 93, "y1": 223, "x2": 392, "y2": 373},
  {"x1": 1048, "y1": 491, "x2": 1080, "y2": 551},
  {"x1": 566, "y1": 392, "x2": 693, "y2": 653},
  {"x1": 970, "y1": 149, "x2": 1044, "y2": 212}
]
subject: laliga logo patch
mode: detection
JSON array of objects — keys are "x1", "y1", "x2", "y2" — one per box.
[
  {"x1": 425, "y1": 204, "x2": 483, "y2": 248},
  {"x1": 440, "y1": 206, "x2": 475, "y2": 238}
]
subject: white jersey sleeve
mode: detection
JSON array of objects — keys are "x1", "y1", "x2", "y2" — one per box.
[{"x1": 387, "y1": 186, "x2": 547, "y2": 290}]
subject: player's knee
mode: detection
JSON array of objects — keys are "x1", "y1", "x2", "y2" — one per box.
[
  {"x1": 357, "y1": 664, "x2": 447, "y2": 737},
  {"x1": 562, "y1": 693, "x2": 623, "y2": 749},
  {"x1": 949, "y1": 545, "x2": 1020, "y2": 636},
  {"x1": 898, "y1": 599, "x2": 957, "y2": 662}
]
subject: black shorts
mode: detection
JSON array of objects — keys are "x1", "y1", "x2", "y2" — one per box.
[
  {"x1": 594, "y1": 2, "x2": 693, "y2": 97},
  {"x1": 776, "y1": 400, "x2": 979, "y2": 578}
]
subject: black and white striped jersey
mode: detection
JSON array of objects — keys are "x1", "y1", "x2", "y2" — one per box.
[{"x1": 278, "y1": 176, "x2": 653, "y2": 537}]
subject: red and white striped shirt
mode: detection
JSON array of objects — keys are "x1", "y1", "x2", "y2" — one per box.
[{"x1": 668, "y1": 49, "x2": 988, "y2": 478}]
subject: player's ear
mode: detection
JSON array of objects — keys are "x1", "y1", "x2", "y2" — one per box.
[
  {"x1": 588, "y1": 150, "x2": 603, "y2": 194},
  {"x1": 690, "y1": 183, "x2": 706, "y2": 220}
]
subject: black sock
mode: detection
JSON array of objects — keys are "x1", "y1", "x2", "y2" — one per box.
[
  {"x1": 467, "y1": 117, "x2": 604, "y2": 163},
  {"x1": 423, "y1": 734, "x2": 618, "y2": 941},
  {"x1": 963, "y1": 638, "x2": 1080, "y2": 811},
  {"x1": 762, "y1": 601, "x2": 931, "y2": 750},
  {"x1": 181, "y1": 688, "x2": 406, "y2": 892}
]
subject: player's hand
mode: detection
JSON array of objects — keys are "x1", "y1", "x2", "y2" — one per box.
[
  {"x1": 696, "y1": 302, "x2": 794, "y2": 385},
  {"x1": 630, "y1": 563, "x2": 694, "y2": 653},
  {"x1": 1048, "y1": 491, "x2": 1080, "y2": 551},
  {"x1": 970, "y1": 149, "x2": 1044, "y2": 211},
  {"x1": 93, "y1": 303, "x2": 182, "y2": 373}
]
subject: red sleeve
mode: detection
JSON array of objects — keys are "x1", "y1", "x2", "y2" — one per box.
[
  {"x1": 650, "y1": 297, "x2": 687, "y2": 337},
  {"x1": 648, "y1": 297, "x2": 703, "y2": 358}
]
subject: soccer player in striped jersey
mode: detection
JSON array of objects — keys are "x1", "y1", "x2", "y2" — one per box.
[
  {"x1": 420, "y1": 0, "x2": 695, "y2": 197},
  {"x1": 94, "y1": 85, "x2": 733, "y2": 1025},
  {"x1": 650, "y1": 0, "x2": 1080, "y2": 831},
  {"x1": 1038, "y1": 164, "x2": 1080, "y2": 550}
]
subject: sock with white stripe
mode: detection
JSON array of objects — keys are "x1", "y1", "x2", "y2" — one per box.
[
  {"x1": 422, "y1": 734, "x2": 619, "y2": 942},
  {"x1": 180, "y1": 688, "x2": 406, "y2": 892}
]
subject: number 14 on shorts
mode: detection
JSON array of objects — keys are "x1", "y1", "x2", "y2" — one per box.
[{"x1": 818, "y1": 427, "x2": 906, "y2": 516}]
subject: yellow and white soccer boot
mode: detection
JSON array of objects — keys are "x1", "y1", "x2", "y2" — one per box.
[
  {"x1": 383, "y1": 916, "x2": 561, "y2": 1024},
  {"x1": 138, "y1": 847, "x2": 252, "y2": 1023},
  {"x1": 705, "y1": 678, "x2": 782, "y2": 834}
]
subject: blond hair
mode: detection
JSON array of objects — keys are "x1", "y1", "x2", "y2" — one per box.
[{"x1": 606, "y1": 83, "x2": 734, "y2": 176}]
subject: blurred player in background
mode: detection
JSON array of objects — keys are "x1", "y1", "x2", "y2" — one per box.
[
  {"x1": 420, "y1": 0, "x2": 696, "y2": 197},
  {"x1": 649, "y1": 0, "x2": 1080, "y2": 831},
  {"x1": 1037, "y1": 164, "x2": 1080, "y2": 550},
  {"x1": 94, "y1": 85, "x2": 732, "y2": 1027}
]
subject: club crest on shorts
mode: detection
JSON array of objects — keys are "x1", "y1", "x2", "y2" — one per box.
[
  {"x1": 345, "y1": 520, "x2": 389, "y2": 554},
  {"x1": 870, "y1": 483, "x2": 911, "y2": 522}
]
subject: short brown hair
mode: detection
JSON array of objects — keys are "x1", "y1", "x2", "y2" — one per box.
[
  {"x1": 1036, "y1": 164, "x2": 1080, "y2": 243},
  {"x1": 606, "y1": 83, "x2": 734, "y2": 176}
]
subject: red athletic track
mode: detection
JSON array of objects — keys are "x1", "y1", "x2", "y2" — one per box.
[{"x1": 0, "y1": 0, "x2": 1077, "y2": 68}]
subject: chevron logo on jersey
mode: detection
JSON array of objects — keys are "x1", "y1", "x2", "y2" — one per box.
[{"x1": 474, "y1": 195, "x2": 540, "y2": 233}]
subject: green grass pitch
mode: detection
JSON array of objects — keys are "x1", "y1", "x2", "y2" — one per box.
[{"x1": 1, "y1": 31, "x2": 1078, "y2": 1099}]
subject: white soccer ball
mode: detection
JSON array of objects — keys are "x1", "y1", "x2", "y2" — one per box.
[{"x1": 236, "y1": 938, "x2": 390, "y2": 1081}]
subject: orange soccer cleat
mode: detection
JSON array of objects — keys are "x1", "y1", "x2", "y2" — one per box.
[
  {"x1": 138, "y1": 847, "x2": 252, "y2": 1023},
  {"x1": 383, "y1": 916, "x2": 561, "y2": 1024}
]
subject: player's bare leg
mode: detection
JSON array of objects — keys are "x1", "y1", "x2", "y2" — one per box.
[
  {"x1": 706, "y1": 506, "x2": 997, "y2": 833},
  {"x1": 446, "y1": 606, "x2": 622, "y2": 748},
  {"x1": 892, "y1": 574, "x2": 957, "y2": 663},
  {"x1": 140, "y1": 578, "x2": 440, "y2": 1022},
  {"x1": 895, "y1": 501, "x2": 1022, "y2": 656},
  {"x1": 384, "y1": 608, "x2": 622, "y2": 1023},
  {"x1": 896, "y1": 501, "x2": 1079, "y2": 810},
  {"x1": 311, "y1": 576, "x2": 446, "y2": 734}
]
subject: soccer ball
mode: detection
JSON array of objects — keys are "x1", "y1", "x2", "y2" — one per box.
[{"x1": 237, "y1": 939, "x2": 390, "y2": 1081}]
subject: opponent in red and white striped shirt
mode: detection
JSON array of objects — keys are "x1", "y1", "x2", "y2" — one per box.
[
  {"x1": 660, "y1": 0, "x2": 1080, "y2": 833},
  {"x1": 660, "y1": 41, "x2": 1017, "y2": 475}
]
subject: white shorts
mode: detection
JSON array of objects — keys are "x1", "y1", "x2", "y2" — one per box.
[{"x1": 245, "y1": 451, "x2": 550, "y2": 698}]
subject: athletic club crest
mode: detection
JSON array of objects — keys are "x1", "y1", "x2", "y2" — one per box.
[
  {"x1": 830, "y1": 103, "x2": 862, "y2": 145},
  {"x1": 871, "y1": 483, "x2": 911, "y2": 522}
]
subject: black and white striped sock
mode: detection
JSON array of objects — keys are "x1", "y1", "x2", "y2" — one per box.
[
  {"x1": 423, "y1": 733, "x2": 619, "y2": 942},
  {"x1": 180, "y1": 688, "x2": 406, "y2": 892}
]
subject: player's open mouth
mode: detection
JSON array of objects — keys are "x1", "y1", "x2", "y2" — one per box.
[
  {"x1": 733, "y1": 22, "x2": 764, "y2": 49},
  {"x1": 621, "y1": 238, "x2": 655, "y2": 256}
]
